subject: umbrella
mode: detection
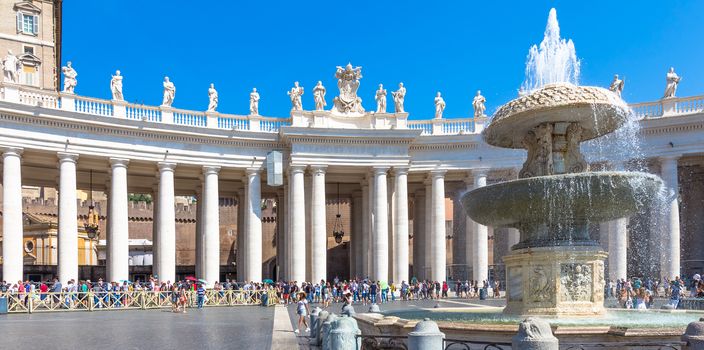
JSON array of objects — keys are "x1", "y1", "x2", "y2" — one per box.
[
  {"x1": 185, "y1": 276, "x2": 197, "y2": 282},
  {"x1": 198, "y1": 279, "x2": 207, "y2": 284},
  {"x1": 263, "y1": 279, "x2": 274, "y2": 284},
  {"x1": 380, "y1": 281, "x2": 389, "y2": 290},
  {"x1": 119, "y1": 280, "x2": 132, "y2": 284}
]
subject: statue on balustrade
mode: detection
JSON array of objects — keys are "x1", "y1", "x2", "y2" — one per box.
[
  {"x1": 663, "y1": 67, "x2": 681, "y2": 99},
  {"x1": 110, "y1": 70, "x2": 123, "y2": 101},
  {"x1": 250, "y1": 88, "x2": 260, "y2": 115},
  {"x1": 332, "y1": 63, "x2": 364, "y2": 114},
  {"x1": 61, "y1": 61, "x2": 78, "y2": 94},
  {"x1": 472, "y1": 90, "x2": 486, "y2": 117},
  {"x1": 609, "y1": 74, "x2": 624, "y2": 97},
  {"x1": 207, "y1": 83, "x2": 218, "y2": 112},
  {"x1": 375, "y1": 84, "x2": 387, "y2": 113},
  {"x1": 392, "y1": 82, "x2": 406, "y2": 113},
  {"x1": 287, "y1": 81, "x2": 304, "y2": 111},
  {"x1": 2, "y1": 50, "x2": 20, "y2": 83},
  {"x1": 313, "y1": 81, "x2": 326, "y2": 111},
  {"x1": 162, "y1": 76, "x2": 176, "y2": 107},
  {"x1": 434, "y1": 92, "x2": 446, "y2": 119}
]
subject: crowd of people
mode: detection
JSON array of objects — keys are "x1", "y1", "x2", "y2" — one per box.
[{"x1": 606, "y1": 275, "x2": 701, "y2": 309}]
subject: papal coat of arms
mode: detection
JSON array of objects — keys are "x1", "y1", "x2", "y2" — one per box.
[{"x1": 332, "y1": 63, "x2": 365, "y2": 115}]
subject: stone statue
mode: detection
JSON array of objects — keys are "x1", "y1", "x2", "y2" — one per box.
[
  {"x1": 520, "y1": 123, "x2": 553, "y2": 178},
  {"x1": 2, "y1": 50, "x2": 20, "y2": 83},
  {"x1": 472, "y1": 90, "x2": 486, "y2": 117},
  {"x1": 61, "y1": 61, "x2": 78, "y2": 94},
  {"x1": 529, "y1": 266, "x2": 552, "y2": 302},
  {"x1": 110, "y1": 70, "x2": 124, "y2": 100},
  {"x1": 162, "y1": 76, "x2": 175, "y2": 107},
  {"x1": 609, "y1": 74, "x2": 624, "y2": 97},
  {"x1": 663, "y1": 67, "x2": 681, "y2": 98},
  {"x1": 434, "y1": 92, "x2": 446, "y2": 119},
  {"x1": 375, "y1": 84, "x2": 387, "y2": 113},
  {"x1": 287, "y1": 81, "x2": 304, "y2": 111},
  {"x1": 249, "y1": 88, "x2": 260, "y2": 115},
  {"x1": 564, "y1": 123, "x2": 588, "y2": 173},
  {"x1": 207, "y1": 83, "x2": 218, "y2": 112},
  {"x1": 392, "y1": 82, "x2": 406, "y2": 113},
  {"x1": 313, "y1": 81, "x2": 326, "y2": 111},
  {"x1": 332, "y1": 63, "x2": 365, "y2": 114}
]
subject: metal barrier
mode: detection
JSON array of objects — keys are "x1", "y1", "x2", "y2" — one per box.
[
  {"x1": 1, "y1": 290, "x2": 278, "y2": 313},
  {"x1": 562, "y1": 344, "x2": 683, "y2": 350},
  {"x1": 355, "y1": 335, "x2": 511, "y2": 350}
]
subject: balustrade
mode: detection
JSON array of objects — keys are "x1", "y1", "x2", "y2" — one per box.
[{"x1": 3, "y1": 84, "x2": 703, "y2": 135}]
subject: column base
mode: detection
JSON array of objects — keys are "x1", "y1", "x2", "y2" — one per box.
[{"x1": 503, "y1": 246, "x2": 607, "y2": 317}]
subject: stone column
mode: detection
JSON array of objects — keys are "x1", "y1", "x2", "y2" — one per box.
[
  {"x1": 661, "y1": 156, "x2": 681, "y2": 279},
  {"x1": 372, "y1": 166, "x2": 389, "y2": 282},
  {"x1": 2, "y1": 147, "x2": 23, "y2": 283},
  {"x1": 277, "y1": 188, "x2": 287, "y2": 280},
  {"x1": 351, "y1": 190, "x2": 363, "y2": 278},
  {"x1": 203, "y1": 166, "x2": 221, "y2": 285},
  {"x1": 413, "y1": 190, "x2": 426, "y2": 280},
  {"x1": 608, "y1": 218, "x2": 628, "y2": 281},
  {"x1": 194, "y1": 190, "x2": 203, "y2": 279},
  {"x1": 290, "y1": 165, "x2": 307, "y2": 283},
  {"x1": 393, "y1": 167, "x2": 410, "y2": 284},
  {"x1": 473, "y1": 169, "x2": 489, "y2": 283},
  {"x1": 424, "y1": 179, "x2": 432, "y2": 280},
  {"x1": 507, "y1": 228, "x2": 520, "y2": 251},
  {"x1": 57, "y1": 152, "x2": 79, "y2": 283},
  {"x1": 156, "y1": 162, "x2": 176, "y2": 283},
  {"x1": 361, "y1": 179, "x2": 370, "y2": 277},
  {"x1": 305, "y1": 173, "x2": 313, "y2": 280},
  {"x1": 464, "y1": 177, "x2": 474, "y2": 277},
  {"x1": 151, "y1": 185, "x2": 159, "y2": 276},
  {"x1": 310, "y1": 165, "x2": 327, "y2": 283},
  {"x1": 108, "y1": 158, "x2": 130, "y2": 283},
  {"x1": 236, "y1": 189, "x2": 245, "y2": 280},
  {"x1": 245, "y1": 168, "x2": 262, "y2": 282},
  {"x1": 430, "y1": 170, "x2": 446, "y2": 283}
]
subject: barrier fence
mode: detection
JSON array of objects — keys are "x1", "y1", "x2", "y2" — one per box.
[{"x1": 1, "y1": 289, "x2": 278, "y2": 313}]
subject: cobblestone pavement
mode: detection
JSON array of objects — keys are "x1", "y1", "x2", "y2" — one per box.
[{"x1": 0, "y1": 306, "x2": 276, "y2": 350}]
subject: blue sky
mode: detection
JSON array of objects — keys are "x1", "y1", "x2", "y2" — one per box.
[{"x1": 62, "y1": 1, "x2": 704, "y2": 119}]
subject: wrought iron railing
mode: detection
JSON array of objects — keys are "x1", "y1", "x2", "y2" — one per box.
[
  {"x1": 562, "y1": 343, "x2": 683, "y2": 350},
  {"x1": 354, "y1": 335, "x2": 511, "y2": 350}
]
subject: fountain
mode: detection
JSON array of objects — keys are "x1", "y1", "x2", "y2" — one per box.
[{"x1": 463, "y1": 8, "x2": 664, "y2": 317}]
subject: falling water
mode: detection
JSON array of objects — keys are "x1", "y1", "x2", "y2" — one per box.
[{"x1": 520, "y1": 8, "x2": 580, "y2": 93}]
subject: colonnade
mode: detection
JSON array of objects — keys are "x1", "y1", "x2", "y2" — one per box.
[{"x1": 0, "y1": 146, "x2": 686, "y2": 285}]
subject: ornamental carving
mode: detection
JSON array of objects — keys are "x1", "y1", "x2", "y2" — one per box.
[
  {"x1": 529, "y1": 266, "x2": 553, "y2": 302},
  {"x1": 560, "y1": 263, "x2": 592, "y2": 302},
  {"x1": 332, "y1": 63, "x2": 365, "y2": 115}
]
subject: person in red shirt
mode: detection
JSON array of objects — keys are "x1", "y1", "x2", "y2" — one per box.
[{"x1": 39, "y1": 281, "x2": 48, "y2": 301}]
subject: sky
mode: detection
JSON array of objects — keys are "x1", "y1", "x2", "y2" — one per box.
[{"x1": 62, "y1": 1, "x2": 704, "y2": 120}]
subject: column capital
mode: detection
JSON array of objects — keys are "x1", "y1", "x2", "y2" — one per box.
[
  {"x1": 203, "y1": 165, "x2": 221, "y2": 175},
  {"x1": 158, "y1": 162, "x2": 177, "y2": 172},
  {"x1": 1, "y1": 146, "x2": 23, "y2": 157},
  {"x1": 309, "y1": 164, "x2": 327, "y2": 175},
  {"x1": 57, "y1": 152, "x2": 79, "y2": 163},
  {"x1": 659, "y1": 155, "x2": 681, "y2": 164},
  {"x1": 109, "y1": 158, "x2": 129, "y2": 167},
  {"x1": 289, "y1": 164, "x2": 306, "y2": 174},
  {"x1": 245, "y1": 167, "x2": 260, "y2": 177},
  {"x1": 430, "y1": 169, "x2": 446, "y2": 178},
  {"x1": 471, "y1": 167, "x2": 490, "y2": 178},
  {"x1": 372, "y1": 166, "x2": 389, "y2": 175},
  {"x1": 393, "y1": 166, "x2": 410, "y2": 176}
]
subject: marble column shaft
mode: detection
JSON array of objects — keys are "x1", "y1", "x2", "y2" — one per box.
[
  {"x1": 203, "y1": 166, "x2": 221, "y2": 285},
  {"x1": 607, "y1": 218, "x2": 628, "y2": 281},
  {"x1": 245, "y1": 168, "x2": 262, "y2": 282},
  {"x1": 473, "y1": 170, "x2": 488, "y2": 283},
  {"x1": 108, "y1": 158, "x2": 129, "y2": 283},
  {"x1": 289, "y1": 166, "x2": 306, "y2": 283},
  {"x1": 310, "y1": 165, "x2": 327, "y2": 283},
  {"x1": 156, "y1": 162, "x2": 176, "y2": 283},
  {"x1": 393, "y1": 167, "x2": 409, "y2": 284},
  {"x1": 372, "y1": 167, "x2": 389, "y2": 282},
  {"x1": 661, "y1": 156, "x2": 681, "y2": 279},
  {"x1": 361, "y1": 179, "x2": 370, "y2": 277},
  {"x1": 424, "y1": 180, "x2": 432, "y2": 280},
  {"x1": 413, "y1": 190, "x2": 426, "y2": 280},
  {"x1": 2, "y1": 147, "x2": 23, "y2": 283},
  {"x1": 430, "y1": 170, "x2": 446, "y2": 283},
  {"x1": 57, "y1": 152, "x2": 79, "y2": 284}
]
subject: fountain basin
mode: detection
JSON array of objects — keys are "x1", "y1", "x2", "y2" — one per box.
[
  {"x1": 484, "y1": 83, "x2": 629, "y2": 149},
  {"x1": 462, "y1": 171, "x2": 664, "y2": 249}
]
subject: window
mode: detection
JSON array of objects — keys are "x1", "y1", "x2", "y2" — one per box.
[
  {"x1": 23, "y1": 46, "x2": 34, "y2": 55},
  {"x1": 16, "y1": 12, "x2": 38, "y2": 35}
]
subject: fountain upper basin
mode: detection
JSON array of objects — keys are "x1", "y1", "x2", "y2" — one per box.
[
  {"x1": 484, "y1": 83, "x2": 629, "y2": 149},
  {"x1": 462, "y1": 171, "x2": 664, "y2": 248}
]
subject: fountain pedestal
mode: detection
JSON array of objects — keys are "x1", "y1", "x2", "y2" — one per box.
[{"x1": 503, "y1": 246, "x2": 607, "y2": 317}]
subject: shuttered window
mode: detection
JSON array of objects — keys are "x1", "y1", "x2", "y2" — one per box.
[{"x1": 16, "y1": 12, "x2": 39, "y2": 35}]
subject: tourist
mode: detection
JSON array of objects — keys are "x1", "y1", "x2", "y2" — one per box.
[
  {"x1": 294, "y1": 292, "x2": 310, "y2": 334},
  {"x1": 635, "y1": 288, "x2": 647, "y2": 310},
  {"x1": 441, "y1": 281, "x2": 449, "y2": 298},
  {"x1": 196, "y1": 283, "x2": 206, "y2": 309},
  {"x1": 669, "y1": 277, "x2": 683, "y2": 309}
]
